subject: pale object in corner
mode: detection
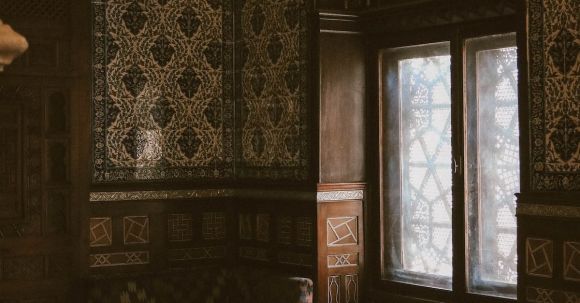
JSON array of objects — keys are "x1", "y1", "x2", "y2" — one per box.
[{"x1": 0, "y1": 19, "x2": 29, "y2": 72}]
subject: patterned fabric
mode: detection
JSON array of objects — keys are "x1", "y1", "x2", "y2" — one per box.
[
  {"x1": 230, "y1": 266, "x2": 313, "y2": 303},
  {"x1": 87, "y1": 266, "x2": 313, "y2": 303}
]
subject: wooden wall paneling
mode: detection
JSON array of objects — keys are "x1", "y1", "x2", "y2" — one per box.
[
  {"x1": 317, "y1": 183, "x2": 365, "y2": 303},
  {"x1": 319, "y1": 28, "x2": 366, "y2": 184},
  {"x1": 234, "y1": 197, "x2": 317, "y2": 278},
  {"x1": 0, "y1": 2, "x2": 74, "y2": 300}
]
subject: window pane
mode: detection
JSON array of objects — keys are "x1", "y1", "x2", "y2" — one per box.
[
  {"x1": 382, "y1": 43, "x2": 452, "y2": 289},
  {"x1": 466, "y1": 33, "x2": 518, "y2": 298}
]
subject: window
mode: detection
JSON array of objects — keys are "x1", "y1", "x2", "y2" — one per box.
[{"x1": 380, "y1": 33, "x2": 519, "y2": 299}]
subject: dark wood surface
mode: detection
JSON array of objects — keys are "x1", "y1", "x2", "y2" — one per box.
[{"x1": 319, "y1": 31, "x2": 366, "y2": 184}]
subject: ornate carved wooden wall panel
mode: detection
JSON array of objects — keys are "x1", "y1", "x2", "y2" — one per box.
[
  {"x1": 235, "y1": 198, "x2": 315, "y2": 273},
  {"x1": 317, "y1": 184, "x2": 365, "y2": 303},
  {"x1": 0, "y1": 2, "x2": 73, "y2": 300}
]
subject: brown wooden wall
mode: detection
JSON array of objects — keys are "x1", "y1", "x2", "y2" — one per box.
[{"x1": 0, "y1": 0, "x2": 76, "y2": 301}]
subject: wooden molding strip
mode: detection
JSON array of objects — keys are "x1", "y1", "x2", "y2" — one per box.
[
  {"x1": 90, "y1": 189, "x2": 234, "y2": 202},
  {"x1": 517, "y1": 203, "x2": 580, "y2": 218},
  {"x1": 317, "y1": 190, "x2": 364, "y2": 202},
  {"x1": 90, "y1": 188, "x2": 316, "y2": 202}
]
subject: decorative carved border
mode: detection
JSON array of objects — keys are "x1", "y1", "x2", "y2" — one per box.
[
  {"x1": 90, "y1": 189, "x2": 234, "y2": 202},
  {"x1": 317, "y1": 190, "x2": 364, "y2": 202},
  {"x1": 89, "y1": 251, "x2": 149, "y2": 268},
  {"x1": 90, "y1": 188, "x2": 316, "y2": 202},
  {"x1": 517, "y1": 204, "x2": 580, "y2": 218},
  {"x1": 168, "y1": 246, "x2": 226, "y2": 262}
]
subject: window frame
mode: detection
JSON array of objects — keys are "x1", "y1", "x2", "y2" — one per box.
[{"x1": 366, "y1": 17, "x2": 523, "y2": 303}]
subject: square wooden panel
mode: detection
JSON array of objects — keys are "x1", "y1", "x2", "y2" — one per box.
[
  {"x1": 239, "y1": 213, "x2": 254, "y2": 240},
  {"x1": 89, "y1": 217, "x2": 112, "y2": 247},
  {"x1": 202, "y1": 212, "x2": 226, "y2": 240},
  {"x1": 256, "y1": 213, "x2": 270, "y2": 242},
  {"x1": 295, "y1": 216, "x2": 313, "y2": 247},
  {"x1": 123, "y1": 216, "x2": 149, "y2": 245},
  {"x1": 327, "y1": 217, "x2": 358, "y2": 247},
  {"x1": 564, "y1": 241, "x2": 580, "y2": 282},
  {"x1": 277, "y1": 216, "x2": 293, "y2": 244},
  {"x1": 526, "y1": 238, "x2": 553, "y2": 278},
  {"x1": 168, "y1": 213, "x2": 193, "y2": 242}
]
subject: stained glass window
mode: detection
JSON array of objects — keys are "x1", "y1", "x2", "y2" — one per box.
[{"x1": 466, "y1": 34, "x2": 518, "y2": 298}]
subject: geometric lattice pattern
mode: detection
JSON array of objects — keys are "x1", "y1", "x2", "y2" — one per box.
[
  {"x1": 237, "y1": 0, "x2": 310, "y2": 180},
  {"x1": 123, "y1": 216, "x2": 149, "y2": 245},
  {"x1": 526, "y1": 287, "x2": 556, "y2": 303},
  {"x1": 202, "y1": 212, "x2": 226, "y2": 240},
  {"x1": 526, "y1": 238, "x2": 554, "y2": 278},
  {"x1": 328, "y1": 254, "x2": 357, "y2": 268},
  {"x1": 529, "y1": 0, "x2": 580, "y2": 190},
  {"x1": 564, "y1": 241, "x2": 580, "y2": 282},
  {"x1": 89, "y1": 251, "x2": 150, "y2": 268},
  {"x1": 327, "y1": 217, "x2": 357, "y2": 247},
  {"x1": 277, "y1": 216, "x2": 293, "y2": 245},
  {"x1": 399, "y1": 55, "x2": 453, "y2": 277},
  {"x1": 92, "y1": 0, "x2": 234, "y2": 182},
  {"x1": 90, "y1": 217, "x2": 113, "y2": 247},
  {"x1": 473, "y1": 45, "x2": 519, "y2": 284},
  {"x1": 167, "y1": 213, "x2": 193, "y2": 242},
  {"x1": 295, "y1": 217, "x2": 313, "y2": 247}
]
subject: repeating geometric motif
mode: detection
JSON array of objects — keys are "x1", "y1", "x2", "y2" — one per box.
[
  {"x1": 277, "y1": 216, "x2": 293, "y2": 244},
  {"x1": 202, "y1": 212, "x2": 226, "y2": 240},
  {"x1": 123, "y1": 216, "x2": 149, "y2": 244},
  {"x1": 526, "y1": 238, "x2": 554, "y2": 277},
  {"x1": 529, "y1": 0, "x2": 580, "y2": 191},
  {"x1": 328, "y1": 254, "x2": 357, "y2": 268},
  {"x1": 89, "y1": 217, "x2": 113, "y2": 247},
  {"x1": 256, "y1": 213, "x2": 270, "y2": 242},
  {"x1": 168, "y1": 246, "x2": 226, "y2": 262},
  {"x1": 236, "y1": 0, "x2": 311, "y2": 180},
  {"x1": 167, "y1": 213, "x2": 193, "y2": 242},
  {"x1": 89, "y1": 251, "x2": 149, "y2": 267},
  {"x1": 564, "y1": 241, "x2": 580, "y2": 281},
  {"x1": 327, "y1": 217, "x2": 358, "y2": 246},
  {"x1": 527, "y1": 287, "x2": 556, "y2": 303},
  {"x1": 295, "y1": 216, "x2": 313, "y2": 247},
  {"x1": 92, "y1": 0, "x2": 234, "y2": 182}
]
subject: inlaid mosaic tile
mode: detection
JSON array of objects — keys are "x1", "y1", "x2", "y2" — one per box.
[
  {"x1": 92, "y1": 0, "x2": 234, "y2": 183},
  {"x1": 529, "y1": 0, "x2": 580, "y2": 191}
]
